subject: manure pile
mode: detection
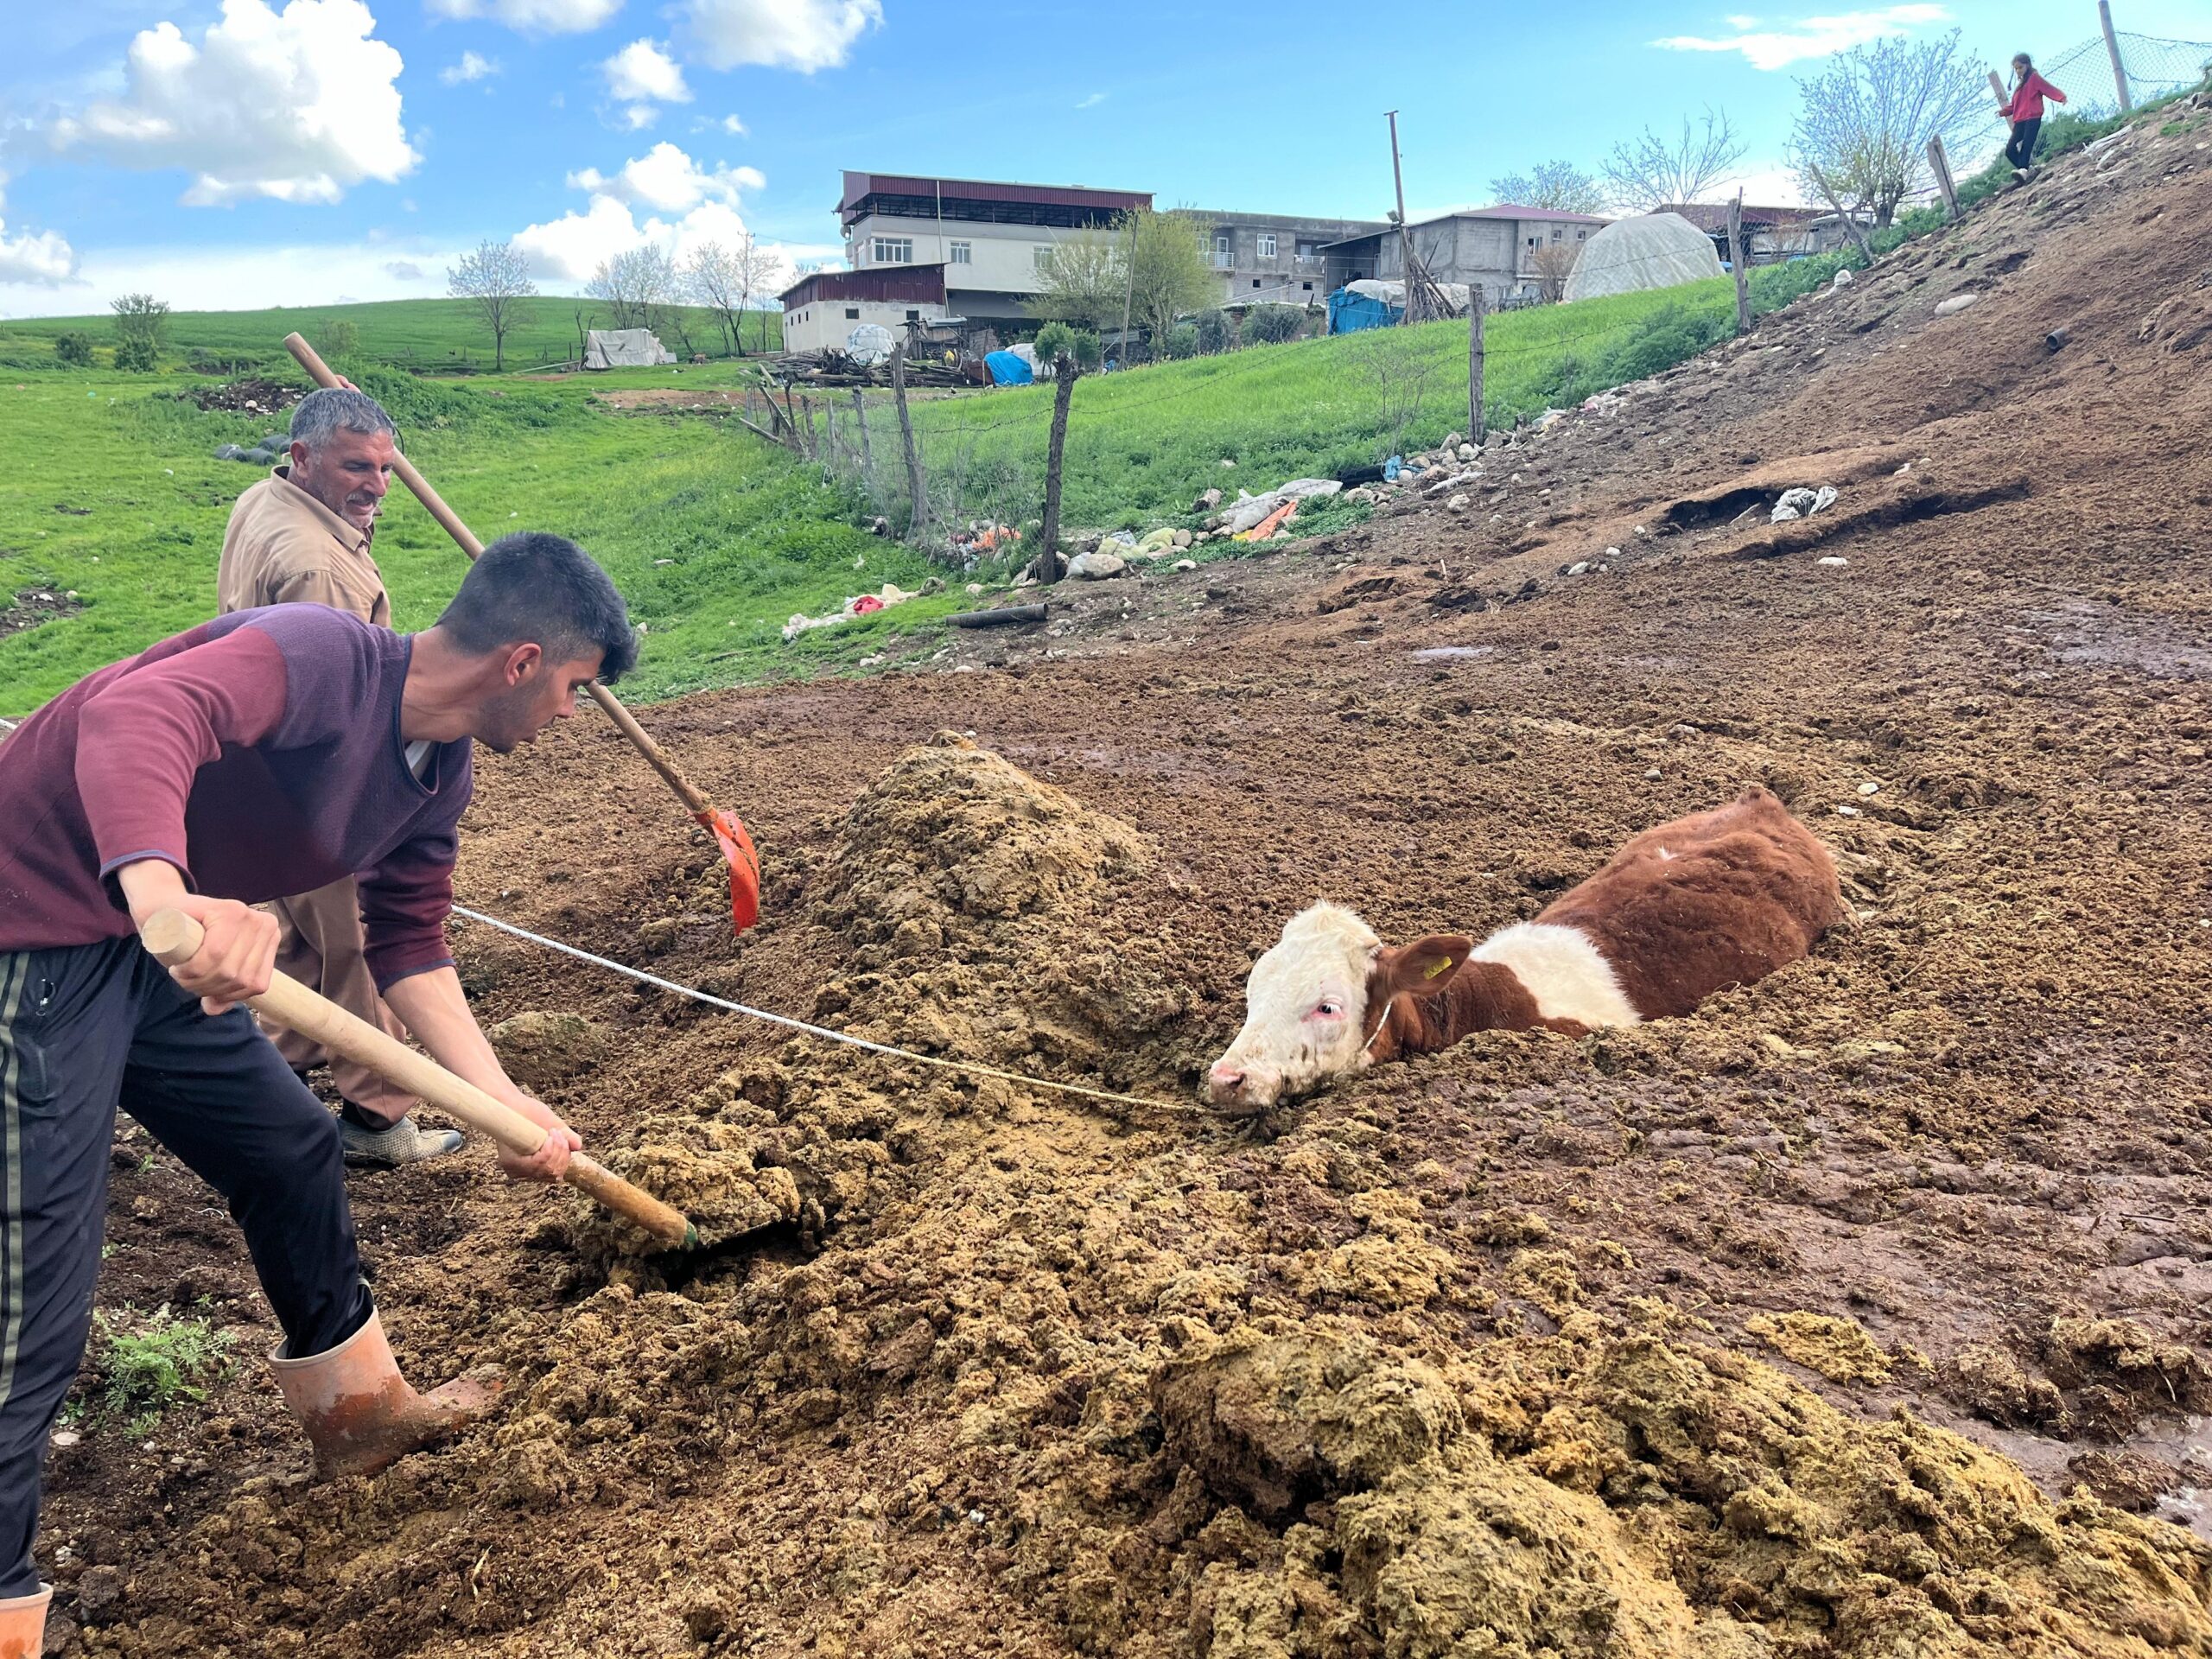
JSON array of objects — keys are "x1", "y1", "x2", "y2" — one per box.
[{"x1": 88, "y1": 738, "x2": 2212, "y2": 1658}]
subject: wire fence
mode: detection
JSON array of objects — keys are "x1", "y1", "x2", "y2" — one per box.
[{"x1": 2044, "y1": 29, "x2": 2212, "y2": 101}]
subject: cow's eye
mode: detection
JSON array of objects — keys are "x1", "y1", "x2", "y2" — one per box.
[{"x1": 1313, "y1": 1000, "x2": 1344, "y2": 1019}]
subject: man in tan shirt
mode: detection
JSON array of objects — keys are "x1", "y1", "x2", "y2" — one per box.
[{"x1": 217, "y1": 385, "x2": 465, "y2": 1167}]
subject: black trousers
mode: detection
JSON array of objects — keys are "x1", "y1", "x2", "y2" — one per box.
[
  {"x1": 2005, "y1": 118, "x2": 2042, "y2": 171},
  {"x1": 0, "y1": 939, "x2": 371, "y2": 1597}
]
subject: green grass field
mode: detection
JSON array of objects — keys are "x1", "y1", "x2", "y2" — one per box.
[
  {"x1": 0, "y1": 296, "x2": 781, "y2": 375},
  {"x1": 893, "y1": 254, "x2": 1853, "y2": 530},
  {"x1": 0, "y1": 365, "x2": 959, "y2": 718}
]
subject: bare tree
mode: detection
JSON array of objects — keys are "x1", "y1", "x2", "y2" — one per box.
[
  {"x1": 447, "y1": 240, "x2": 537, "y2": 371},
  {"x1": 735, "y1": 238, "x2": 787, "y2": 353},
  {"x1": 1348, "y1": 329, "x2": 1438, "y2": 461},
  {"x1": 1489, "y1": 160, "x2": 1606, "y2": 214},
  {"x1": 1526, "y1": 244, "x2": 1579, "y2": 303},
  {"x1": 1029, "y1": 233, "x2": 1124, "y2": 330},
  {"x1": 1790, "y1": 29, "x2": 1989, "y2": 228},
  {"x1": 1603, "y1": 107, "x2": 1746, "y2": 211},
  {"x1": 683, "y1": 240, "x2": 744, "y2": 356},
  {"x1": 586, "y1": 245, "x2": 677, "y2": 335}
]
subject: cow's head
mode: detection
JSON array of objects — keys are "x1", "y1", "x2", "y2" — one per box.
[{"x1": 1206, "y1": 903, "x2": 1471, "y2": 1114}]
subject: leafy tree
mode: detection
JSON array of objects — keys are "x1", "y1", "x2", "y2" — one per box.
[
  {"x1": 110, "y1": 293, "x2": 170, "y2": 351},
  {"x1": 1602, "y1": 108, "x2": 1745, "y2": 211},
  {"x1": 1033, "y1": 321, "x2": 1103, "y2": 372},
  {"x1": 1790, "y1": 29, "x2": 1988, "y2": 227},
  {"x1": 54, "y1": 332, "x2": 92, "y2": 366},
  {"x1": 113, "y1": 336, "x2": 160, "y2": 373},
  {"x1": 447, "y1": 240, "x2": 537, "y2": 370},
  {"x1": 1489, "y1": 160, "x2": 1606, "y2": 214},
  {"x1": 1030, "y1": 234, "x2": 1124, "y2": 331},
  {"x1": 1242, "y1": 303, "x2": 1303, "y2": 344},
  {"x1": 1118, "y1": 209, "x2": 1217, "y2": 357},
  {"x1": 320, "y1": 319, "x2": 361, "y2": 359}
]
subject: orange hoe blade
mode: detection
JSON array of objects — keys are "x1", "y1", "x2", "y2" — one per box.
[{"x1": 700, "y1": 808, "x2": 761, "y2": 931}]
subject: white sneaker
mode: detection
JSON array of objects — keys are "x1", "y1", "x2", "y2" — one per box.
[{"x1": 340, "y1": 1115, "x2": 467, "y2": 1168}]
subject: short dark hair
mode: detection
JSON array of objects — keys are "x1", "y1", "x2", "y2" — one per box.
[{"x1": 436, "y1": 532, "x2": 639, "y2": 683}]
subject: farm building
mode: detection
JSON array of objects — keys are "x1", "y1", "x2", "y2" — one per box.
[
  {"x1": 780, "y1": 264, "x2": 952, "y2": 356},
  {"x1": 1319, "y1": 205, "x2": 1612, "y2": 306},
  {"x1": 1659, "y1": 201, "x2": 1865, "y2": 265}
]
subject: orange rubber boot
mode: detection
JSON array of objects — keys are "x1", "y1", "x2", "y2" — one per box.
[
  {"x1": 270, "y1": 1309, "x2": 499, "y2": 1479},
  {"x1": 0, "y1": 1586, "x2": 50, "y2": 1659}
]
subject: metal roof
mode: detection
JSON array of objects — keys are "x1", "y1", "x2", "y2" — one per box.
[
  {"x1": 780, "y1": 264, "x2": 950, "y2": 308},
  {"x1": 839, "y1": 172, "x2": 1151, "y2": 219}
]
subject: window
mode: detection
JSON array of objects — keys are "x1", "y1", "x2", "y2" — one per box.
[
  {"x1": 1033, "y1": 245, "x2": 1052, "y2": 270},
  {"x1": 845, "y1": 307, "x2": 861, "y2": 320},
  {"x1": 1296, "y1": 240, "x2": 1319, "y2": 258},
  {"x1": 1302, "y1": 281, "x2": 1313, "y2": 290},
  {"x1": 871, "y1": 236, "x2": 912, "y2": 264},
  {"x1": 1551, "y1": 227, "x2": 1564, "y2": 243},
  {"x1": 1215, "y1": 233, "x2": 1230, "y2": 252},
  {"x1": 950, "y1": 240, "x2": 972, "y2": 264},
  {"x1": 1213, "y1": 232, "x2": 1234, "y2": 270},
  {"x1": 1527, "y1": 235, "x2": 1539, "y2": 249},
  {"x1": 1257, "y1": 232, "x2": 1276, "y2": 258},
  {"x1": 906, "y1": 308, "x2": 920, "y2": 321},
  {"x1": 1577, "y1": 229, "x2": 1588, "y2": 240},
  {"x1": 1252, "y1": 278, "x2": 1262, "y2": 289}
]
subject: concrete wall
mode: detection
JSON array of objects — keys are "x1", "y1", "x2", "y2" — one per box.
[
  {"x1": 847, "y1": 212, "x2": 1108, "y2": 299},
  {"x1": 1200, "y1": 213, "x2": 1389, "y2": 308},
  {"x1": 783, "y1": 295, "x2": 948, "y2": 355}
]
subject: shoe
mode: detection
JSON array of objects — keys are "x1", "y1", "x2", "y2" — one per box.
[
  {"x1": 0, "y1": 1587, "x2": 49, "y2": 1659},
  {"x1": 270, "y1": 1308, "x2": 499, "y2": 1479},
  {"x1": 340, "y1": 1113, "x2": 466, "y2": 1168}
]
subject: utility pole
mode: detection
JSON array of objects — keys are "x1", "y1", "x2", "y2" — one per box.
[
  {"x1": 1387, "y1": 110, "x2": 1416, "y2": 326},
  {"x1": 1726, "y1": 194, "x2": 1752, "y2": 334},
  {"x1": 2099, "y1": 0, "x2": 2133, "y2": 111},
  {"x1": 1118, "y1": 211, "x2": 1137, "y2": 368},
  {"x1": 1467, "y1": 284, "x2": 1485, "y2": 440}
]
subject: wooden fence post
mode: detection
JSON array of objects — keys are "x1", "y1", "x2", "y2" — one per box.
[
  {"x1": 891, "y1": 344, "x2": 930, "y2": 543},
  {"x1": 2099, "y1": 0, "x2": 2133, "y2": 111},
  {"x1": 1727, "y1": 193, "x2": 1753, "y2": 334},
  {"x1": 1467, "y1": 285, "x2": 1485, "y2": 441},
  {"x1": 1926, "y1": 136, "x2": 1960, "y2": 220},
  {"x1": 850, "y1": 388, "x2": 875, "y2": 495},
  {"x1": 1807, "y1": 162, "x2": 1875, "y2": 264},
  {"x1": 1038, "y1": 355, "x2": 1077, "y2": 584}
]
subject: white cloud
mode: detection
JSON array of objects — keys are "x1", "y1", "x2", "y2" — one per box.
[
  {"x1": 683, "y1": 0, "x2": 880, "y2": 73},
  {"x1": 0, "y1": 176, "x2": 77, "y2": 286},
  {"x1": 441, "y1": 49, "x2": 499, "y2": 83},
  {"x1": 49, "y1": 0, "x2": 417, "y2": 206},
  {"x1": 567, "y1": 141, "x2": 760, "y2": 212},
  {"x1": 1075, "y1": 91, "x2": 1105, "y2": 109},
  {"x1": 0, "y1": 236, "x2": 463, "y2": 317},
  {"x1": 382, "y1": 258, "x2": 426, "y2": 279},
  {"x1": 603, "y1": 37, "x2": 689, "y2": 102},
  {"x1": 1726, "y1": 12, "x2": 1759, "y2": 26},
  {"x1": 513, "y1": 142, "x2": 766, "y2": 280},
  {"x1": 622, "y1": 104, "x2": 658, "y2": 129},
  {"x1": 719, "y1": 113, "x2": 747, "y2": 134},
  {"x1": 1655, "y1": 4, "x2": 1948, "y2": 71},
  {"x1": 424, "y1": 0, "x2": 621, "y2": 34}
]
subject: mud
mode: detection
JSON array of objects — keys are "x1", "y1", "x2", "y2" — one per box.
[{"x1": 36, "y1": 97, "x2": 2212, "y2": 1658}]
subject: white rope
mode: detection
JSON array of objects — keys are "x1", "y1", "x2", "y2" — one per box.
[{"x1": 448, "y1": 903, "x2": 1186, "y2": 1118}]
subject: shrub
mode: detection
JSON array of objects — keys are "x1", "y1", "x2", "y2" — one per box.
[
  {"x1": 113, "y1": 336, "x2": 161, "y2": 373},
  {"x1": 1193, "y1": 309, "x2": 1234, "y2": 354},
  {"x1": 54, "y1": 333, "x2": 93, "y2": 366},
  {"x1": 1067, "y1": 329, "x2": 1103, "y2": 372},
  {"x1": 1033, "y1": 320, "x2": 1090, "y2": 374},
  {"x1": 1599, "y1": 302, "x2": 1730, "y2": 385},
  {"x1": 95, "y1": 1307, "x2": 234, "y2": 1429},
  {"x1": 321, "y1": 319, "x2": 362, "y2": 358},
  {"x1": 1243, "y1": 304, "x2": 1303, "y2": 345},
  {"x1": 1165, "y1": 323, "x2": 1200, "y2": 360}
]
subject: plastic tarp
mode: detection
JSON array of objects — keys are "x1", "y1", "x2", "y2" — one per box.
[
  {"x1": 984, "y1": 349, "x2": 1034, "y2": 385},
  {"x1": 582, "y1": 328, "x2": 676, "y2": 369},
  {"x1": 1327, "y1": 288, "x2": 1399, "y2": 334},
  {"x1": 1562, "y1": 213, "x2": 1725, "y2": 302}
]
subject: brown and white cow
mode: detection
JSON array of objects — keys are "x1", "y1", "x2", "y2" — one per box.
[{"x1": 1206, "y1": 786, "x2": 1842, "y2": 1113}]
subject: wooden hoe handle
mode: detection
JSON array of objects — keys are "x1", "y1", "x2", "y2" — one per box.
[{"x1": 140, "y1": 909, "x2": 696, "y2": 1249}]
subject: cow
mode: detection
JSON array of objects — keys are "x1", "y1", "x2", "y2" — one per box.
[{"x1": 1206, "y1": 786, "x2": 1842, "y2": 1114}]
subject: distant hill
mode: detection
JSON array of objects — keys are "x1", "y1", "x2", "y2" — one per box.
[{"x1": 0, "y1": 296, "x2": 781, "y2": 373}]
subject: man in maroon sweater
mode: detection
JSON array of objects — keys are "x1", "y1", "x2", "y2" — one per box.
[{"x1": 0, "y1": 532, "x2": 635, "y2": 1649}]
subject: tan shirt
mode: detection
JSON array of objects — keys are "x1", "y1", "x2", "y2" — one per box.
[{"x1": 217, "y1": 466, "x2": 391, "y2": 625}]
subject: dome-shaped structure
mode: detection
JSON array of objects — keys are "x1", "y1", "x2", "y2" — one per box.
[
  {"x1": 1563, "y1": 212, "x2": 1726, "y2": 303},
  {"x1": 847, "y1": 323, "x2": 896, "y2": 365}
]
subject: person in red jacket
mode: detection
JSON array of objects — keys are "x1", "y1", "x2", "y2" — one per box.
[{"x1": 2001, "y1": 54, "x2": 2067, "y2": 178}]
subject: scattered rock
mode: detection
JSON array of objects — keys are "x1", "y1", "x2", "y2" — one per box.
[
  {"x1": 1834, "y1": 267, "x2": 1855, "y2": 288},
  {"x1": 1446, "y1": 494, "x2": 1469, "y2": 512},
  {"x1": 75, "y1": 1565, "x2": 124, "y2": 1624},
  {"x1": 1817, "y1": 556, "x2": 1849, "y2": 568},
  {"x1": 1068, "y1": 551, "x2": 1128, "y2": 580},
  {"x1": 1172, "y1": 559, "x2": 1197, "y2": 571},
  {"x1": 1935, "y1": 292, "x2": 1980, "y2": 316}
]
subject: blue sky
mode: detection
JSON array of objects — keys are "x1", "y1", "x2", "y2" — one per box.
[{"x1": 2, "y1": 0, "x2": 2205, "y2": 315}]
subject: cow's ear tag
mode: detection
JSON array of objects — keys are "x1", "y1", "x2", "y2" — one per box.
[{"x1": 1425, "y1": 957, "x2": 1455, "y2": 981}]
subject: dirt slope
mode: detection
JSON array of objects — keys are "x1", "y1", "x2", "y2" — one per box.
[{"x1": 41, "y1": 98, "x2": 2212, "y2": 1657}]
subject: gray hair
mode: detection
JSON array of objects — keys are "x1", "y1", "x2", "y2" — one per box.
[{"x1": 288, "y1": 386, "x2": 397, "y2": 451}]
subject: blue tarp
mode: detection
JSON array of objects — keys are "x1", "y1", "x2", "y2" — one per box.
[
  {"x1": 984, "y1": 349, "x2": 1034, "y2": 385},
  {"x1": 1326, "y1": 289, "x2": 1401, "y2": 335}
]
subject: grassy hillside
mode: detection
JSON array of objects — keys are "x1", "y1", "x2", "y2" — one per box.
[
  {"x1": 0, "y1": 366, "x2": 953, "y2": 716},
  {"x1": 0, "y1": 296, "x2": 781, "y2": 375},
  {"x1": 893, "y1": 255, "x2": 1849, "y2": 529}
]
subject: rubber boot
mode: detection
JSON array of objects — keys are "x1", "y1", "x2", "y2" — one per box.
[
  {"x1": 0, "y1": 1586, "x2": 50, "y2": 1659},
  {"x1": 269, "y1": 1309, "x2": 499, "y2": 1479}
]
